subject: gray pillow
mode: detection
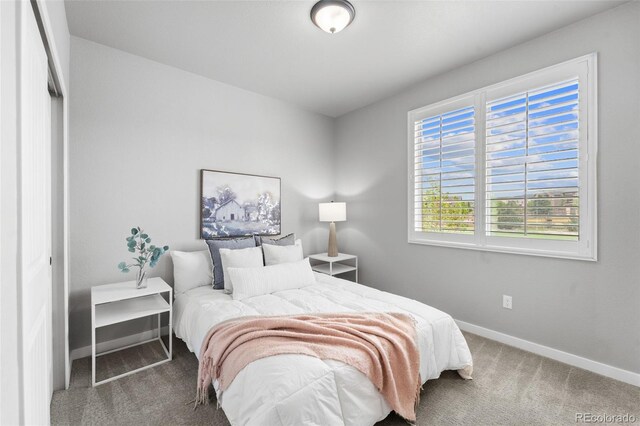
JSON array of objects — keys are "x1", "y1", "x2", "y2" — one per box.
[
  {"x1": 258, "y1": 233, "x2": 295, "y2": 247},
  {"x1": 205, "y1": 237, "x2": 257, "y2": 289}
]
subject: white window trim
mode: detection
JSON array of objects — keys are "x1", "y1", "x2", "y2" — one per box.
[{"x1": 407, "y1": 53, "x2": 597, "y2": 261}]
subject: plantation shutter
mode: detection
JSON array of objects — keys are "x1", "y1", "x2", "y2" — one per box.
[
  {"x1": 485, "y1": 79, "x2": 580, "y2": 240},
  {"x1": 414, "y1": 105, "x2": 476, "y2": 234}
]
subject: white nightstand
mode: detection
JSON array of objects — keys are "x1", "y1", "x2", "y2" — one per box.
[
  {"x1": 91, "y1": 277, "x2": 172, "y2": 386},
  {"x1": 309, "y1": 253, "x2": 358, "y2": 282}
]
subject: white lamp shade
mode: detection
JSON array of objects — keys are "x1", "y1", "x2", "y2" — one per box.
[{"x1": 319, "y1": 202, "x2": 346, "y2": 222}]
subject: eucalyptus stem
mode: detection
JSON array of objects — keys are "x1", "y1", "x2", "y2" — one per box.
[{"x1": 117, "y1": 226, "x2": 169, "y2": 276}]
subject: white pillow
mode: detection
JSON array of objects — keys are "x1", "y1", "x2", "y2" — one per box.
[
  {"x1": 263, "y1": 243, "x2": 304, "y2": 266},
  {"x1": 171, "y1": 250, "x2": 213, "y2": 295},
  {"x1": 219, "y1": 246, "x2": 264, "y2": 294},
  {"x1": 229, "y1": 258, "x2": 316, "y2": 300}
]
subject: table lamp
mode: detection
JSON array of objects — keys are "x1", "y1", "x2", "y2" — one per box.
[{"x1": 319, "y1": 201, "x2": 346, "y2": 257}]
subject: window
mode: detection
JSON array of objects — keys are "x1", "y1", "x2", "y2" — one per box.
[
  {"x1": 415, "y1": 105, "x2": 476, "y2": 235},
  {"x1": 408, "y1": 54, "x2": 597, "y2": 260}
]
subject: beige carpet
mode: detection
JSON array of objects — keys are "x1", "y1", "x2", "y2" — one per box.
[{"x1": 51, "y1": 332, "x2": 639, "y2": 425}]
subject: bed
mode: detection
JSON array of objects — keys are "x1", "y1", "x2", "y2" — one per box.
[{"x1": 174, "y1": 271, "x2": 473, "y2": 426}]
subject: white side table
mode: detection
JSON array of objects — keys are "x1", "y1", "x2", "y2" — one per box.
[
  {"x1": 309, "y1": 253, "x2": 358, "y2": 282},
  {"x1": 91, "y1": 277, "x2": 172, "y2": 386}
]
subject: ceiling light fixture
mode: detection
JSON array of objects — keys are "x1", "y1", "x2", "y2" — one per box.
[{"x1": 310, "y1": 0, "x2": 355, "y2": 34}]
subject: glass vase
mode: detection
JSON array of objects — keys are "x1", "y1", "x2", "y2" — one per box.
[{"x1": 136, "y1": 269, "x2": 148, "y2": 289}]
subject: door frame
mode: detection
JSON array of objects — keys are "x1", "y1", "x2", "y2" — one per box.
[
  {"x1": 29, "y1": 0, "x2": 71, "y2": 389},
  {"x1": 0, "y1": 1, "x2": 23, "y2": 423},
  {"x1": 1, "y1": 1, "x2": 70, "y2": 419}
]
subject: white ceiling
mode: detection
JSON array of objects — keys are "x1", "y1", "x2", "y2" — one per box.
[{"x1": 65, "y1": 0, "x2": 623, "y2": 117}]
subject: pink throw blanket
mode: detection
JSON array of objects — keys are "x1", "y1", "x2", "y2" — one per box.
[{"x1": 195, "y1": 312, "x2": 421, "y2": 422}]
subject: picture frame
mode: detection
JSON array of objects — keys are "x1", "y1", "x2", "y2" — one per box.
[{"x1": 200, "y1": 169, "x2": 281, "y2": 239}]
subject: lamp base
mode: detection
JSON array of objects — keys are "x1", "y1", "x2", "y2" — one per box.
[{"x1": 328, "y1": 222, "x2": 338, "y2": 257}]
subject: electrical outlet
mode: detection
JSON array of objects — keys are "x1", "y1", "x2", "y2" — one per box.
[{"x1": 503, "y1": 295, "x2": 513, "y2": 310}]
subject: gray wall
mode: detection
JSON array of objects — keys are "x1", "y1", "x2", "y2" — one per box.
[
  {"x1": 334, "y1": 3, "x2": 640, "y2": 373},
  {"x1": 69, "y1": 37, "x2": 335, "y2": 350},
  {"x1": 69, "y1": 3, "x2": 640, "y2": 373}
]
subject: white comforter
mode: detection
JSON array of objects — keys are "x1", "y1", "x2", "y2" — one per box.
[{"x1": 174, "y1": 273, "x2": 473, "y2": 426}]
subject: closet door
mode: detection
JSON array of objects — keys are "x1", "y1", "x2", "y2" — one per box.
[{"x1": 20, "y1": 2, "x2": 53, "y2": 424}]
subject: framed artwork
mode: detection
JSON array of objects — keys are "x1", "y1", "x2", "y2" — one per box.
[{"x1": 200, "y1": 169, "x2": 281, "y2": 239}]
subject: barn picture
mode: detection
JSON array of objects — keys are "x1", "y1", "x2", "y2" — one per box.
[
  {"x1": 200, "y1": 169, "x2": 281, "y2": 238},
  {"x1": 215, "y1": 200, "x2": 245, "y2": 222}
]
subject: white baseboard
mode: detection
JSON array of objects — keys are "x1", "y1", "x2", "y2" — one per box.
[
  {"x1": 71, "y1": 320, "x2": 639, "y2": 387},
  {"x1": 455, "y1": 319, "x2": 640, "y2": 387},
  {"x1": 70, "y1": 326, "x2": 170, "y2": 362}
]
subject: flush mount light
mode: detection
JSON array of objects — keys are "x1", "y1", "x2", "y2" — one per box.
[{"x1": 310, "y1": 0, "x2": 355, "y2": 34}]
